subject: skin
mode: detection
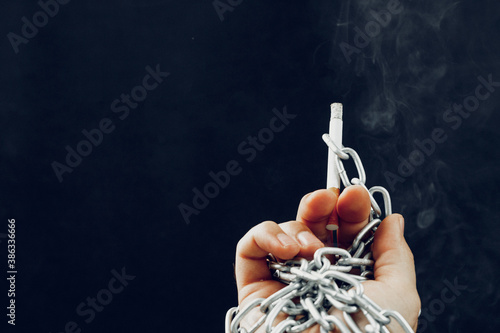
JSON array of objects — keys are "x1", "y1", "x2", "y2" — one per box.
[{"x1": 235, "y1": 186, "x2": 421, "y2": 332}]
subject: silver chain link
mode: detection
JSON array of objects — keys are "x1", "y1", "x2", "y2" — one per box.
[{"x1": 226, "y1": 134, "x2": 414, "y2": 333}]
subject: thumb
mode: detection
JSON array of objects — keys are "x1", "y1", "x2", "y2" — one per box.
[
  {"x1": 372, "y1": 214, "x2": 416, "y2": 288},
  {"x1": 371, "y1": 214, "x2": 420, "y2": 331}
]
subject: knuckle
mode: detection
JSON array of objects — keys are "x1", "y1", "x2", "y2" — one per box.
[
  {"x1": 278, "y1": 220, "x2": 300, "y2": 228},
  {"x1": 407, "y1": 249, "x2": 415, "y2": 263},
  {"x1": 258, "y1": 220, "x2": 278, "y2": 229},
  {"x1": 404, "y1": 244, "x2": 415, "y2": 263},
  {"x1": 235, "y1": 236, "x2": 245, "y2": 253},
  {"x1": 236, "y1": 220, "x2": 278, "y2": 254},
  {"x1": 254, "y1": 220, "x2": 280, "y2": 234}
]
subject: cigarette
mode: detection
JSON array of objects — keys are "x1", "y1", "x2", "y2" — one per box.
[{"x1": 324, "y1": 103, "x2": 343, "y2": 234}]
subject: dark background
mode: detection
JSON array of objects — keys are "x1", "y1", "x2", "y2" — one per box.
[{"x1": 1, "y1": 0, "x2": 499, "y2": 332}]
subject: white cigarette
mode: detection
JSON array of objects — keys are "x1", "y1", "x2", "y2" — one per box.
[
  {"x1": 324, "y1": 103, "x2": 343, "y2": 232},
  {"x1": 326, "y1": 103, "x2": 343, "y2": 190}
]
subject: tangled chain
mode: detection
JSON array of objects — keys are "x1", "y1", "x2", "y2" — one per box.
[{"x1": 225, "y1": 134, "x2": 414, "y2": 333}]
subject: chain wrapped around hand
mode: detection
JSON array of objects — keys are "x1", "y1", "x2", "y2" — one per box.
[{"x1": 225, "y1": 134, "x2": 414, "y2": 333}]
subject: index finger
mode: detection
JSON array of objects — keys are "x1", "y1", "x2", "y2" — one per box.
[{"x1": 296, "y1": 188, "x2": 338, "y2": 242}]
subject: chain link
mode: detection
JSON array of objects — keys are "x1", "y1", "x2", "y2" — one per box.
[{"x1": 226, "y1": 134, "x2": 414, "y2": 333}]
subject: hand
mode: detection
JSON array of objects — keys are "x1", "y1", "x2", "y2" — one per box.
[{"x1": 235, "y1": 186, "x2": 420, "y2": 332}]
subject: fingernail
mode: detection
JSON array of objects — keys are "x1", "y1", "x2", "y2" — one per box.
[
  {"x1": 297, "y1": 231, "x2": 320, "y2": 247},
  {"x1": 277, "y1": 233, "x2": 297, "y2": 247},
  {"x1": 398, "y1": 215, "x2": 405, "y2": 234}
]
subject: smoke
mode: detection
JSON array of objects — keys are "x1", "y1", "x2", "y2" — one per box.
[
  {"x1": 355, "y1": 1, "x2": 457, "y2": 134},
  {"x1": 322, "y1": 1, "x2": 500, "y2": 331}
]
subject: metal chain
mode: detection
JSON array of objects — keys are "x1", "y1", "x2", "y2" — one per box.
[{"x1": 225, "y1": 134, "x2": 414, "y2": 333}]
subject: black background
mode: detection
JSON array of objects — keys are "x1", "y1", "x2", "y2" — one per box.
[{"x1": 1, "y1": 0, "x2": 500, "y2": 332}]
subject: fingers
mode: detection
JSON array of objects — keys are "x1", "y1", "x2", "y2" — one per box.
[
  {"x1": 235, "y1": 220, "x2": 323, "y2": 303},
  {"x1": 296, "y1": 186, "x2": 372, "y2": 246},
  {"x1": 337, "y1": 185, "x2": 372, "y2": 247},
  {"x1": 296, "y1": 189, "x2": 338, "y2": 242},
  {"x1": 296, "y1": 189, "x2": 410, "y2": 270}
]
